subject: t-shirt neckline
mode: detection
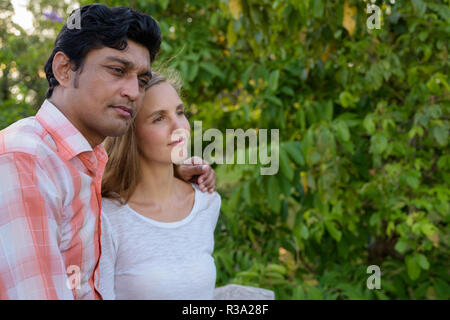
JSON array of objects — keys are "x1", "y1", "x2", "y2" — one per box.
[{"x1": 125, "y1": 183, "x2": 200, "y2": 229}]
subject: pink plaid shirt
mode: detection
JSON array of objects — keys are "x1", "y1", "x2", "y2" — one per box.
[{"x1": 0, "y1": 100, "x2": 107, "y2": 300}]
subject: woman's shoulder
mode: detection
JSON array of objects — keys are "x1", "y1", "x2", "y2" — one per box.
[
  {"x1": 101, "y1": 196, "x2": 129, "y2": 218},
  {"x1": 191, "y1": 183, "x2": 221, "y2": 212}
]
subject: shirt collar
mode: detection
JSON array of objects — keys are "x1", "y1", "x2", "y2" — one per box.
[{"x1": 36, "y1": 99, "x2": 107, "y2": 162}]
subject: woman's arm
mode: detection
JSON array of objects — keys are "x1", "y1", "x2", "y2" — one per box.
[{"x1": 98, "y1": 211, "x2": 118, "y2": 300}]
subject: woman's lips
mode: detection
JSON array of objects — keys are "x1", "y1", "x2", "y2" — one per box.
[{"x1": 168, "y1": 138, "x2": 185, "y2": 146}]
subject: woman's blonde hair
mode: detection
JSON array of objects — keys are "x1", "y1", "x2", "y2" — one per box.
[{"x1": 101, "y1": 69, "x2": 183, "y2": 204}]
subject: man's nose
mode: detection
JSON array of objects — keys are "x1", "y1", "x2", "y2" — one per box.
[{"x1": 120, "y1": 77, "x2": 140, "y2": 102}]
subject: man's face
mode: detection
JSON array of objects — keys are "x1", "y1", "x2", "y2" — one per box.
[{"x1": 65, "y1": 40, "x2": 151, "y2": 146}]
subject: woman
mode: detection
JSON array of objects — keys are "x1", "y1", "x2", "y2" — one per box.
[{"x1": 98, "y1": 71, "x2": 221, "y2": 299}]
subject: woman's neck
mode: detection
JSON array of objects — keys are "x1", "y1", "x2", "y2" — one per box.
[{"x1": 130, "y1": 159, "x2": 176, "y2": 205}]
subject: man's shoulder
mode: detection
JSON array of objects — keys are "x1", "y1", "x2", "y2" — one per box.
[{"x1": 0, "y1": 116, "x2": 54, "y2": 158}]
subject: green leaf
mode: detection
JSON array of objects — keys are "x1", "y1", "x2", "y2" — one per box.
[
  {"x1": 334, "y1": 121, "x2": 350, "y2": 142},
  {"x1": 431, "y1": 125, "x2": 448, "y2": 147},
  {"x1": 179, "y1": 60, "x2": 188, "y2": 80},
  {"x1": 281, "y1": 87, "x2": 294, "y2": 96},
  {"x1": 437, "y1": 155, "x2": 450, "y2": 170},
  {"x1": 337, "y1": 283, "x2": 365, "y2": 300},
  {"x1": 412, "y1": 0, "x2": 427, "y2": 16},
  {"x1": 279, "y1": 147, "x2": 294, "y2": 181},
  {"x1": 306, "y1": 286, "x2": 323, "y2": 300},
  {"x1": 324, "y1": 220, "x2": 342, "y2": 242},
  {"x1": 299, "y1": 224, "x2": 309, "y2": 239},
  {"x1": 215, "y1": 251, "x2": 234, "y2": 275},
  {"x1": 188, "y1": 63, "x2": 199, "y2": 82},
  {"x1": 200, "y1": 61, "x2": 225, "y2": 79},
  {"x1": 415, "y1": 254, "x2": 430, "y2": 270},
  {"x1": 394, "y1": 238, "x2": 408, "y2": 254},
  {"x1": 405, "y1": 255, "x2": 421, "y2": 280},
  {"x1": 267, "y1": 176, "x2": 281, "y2": 213},
  {"x1": 241, "y1": 64, "x2": 254, "y2": 86},
  {"x1": 243, "y1": 182, "x2": 251, "y2": 205},
  {"x1": 433, "y1": 278, "x2": 450, "y2": 299},
  {"x1": 227, "y1": 21, "x2": 237, "y2": 47},
  {"x1": 363, "y1": 115, "x2": 376, "y2": 134},
  {"x1": 283, "y1": 141, "x2": 305, "y2": 166},
  {"x1": 268, "y1": 70, "x2": 280, "y2": 92},
  {"x1": 293, "y1": 286, "x2": 306, "y2": 299},
  {"x1": 370, "y1": 134, "x2": 388, "y2": 154},
  {"x1": 312, "y1": 0, "x2": 324, "y2": 18},
  {"x1": 374, "y1": 290, "x2": 390, "y2": 300},
  {"x1": 228, "y1": 0, "x2": 243, "y2": 19},
  {"x1": 339, "y1": 91, "x2": 355, "y2": 108},
  {"x1": 265, "y1": 95, "x2": 283, "y2": 107},
  {"x1": 319, "y1": 101, "x2": 333, "y2": 122},
  {"x1": 420, "y1": 221, "x2": 437, "y2": 236},
  {"x1": 158, "y1": 0, "x2": 170, "y2": 10},
  {"x1": 279, "y1": 175, "x2": 291, "y2": 197},
  {"x1": 403, "y1": 170, "x2": 421, "y2": 190}
]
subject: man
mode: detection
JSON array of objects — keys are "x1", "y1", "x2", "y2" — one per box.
[{"x1": 0, "y1": 4, "x2": 215, "y2": 300}]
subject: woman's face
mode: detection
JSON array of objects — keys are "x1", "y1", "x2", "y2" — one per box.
[{"x1": 135, "y1": 81, "x2": 190, "y2": 165}]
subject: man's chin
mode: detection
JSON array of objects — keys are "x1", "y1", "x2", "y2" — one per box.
[{"x1": 105, "y1": 123, "x2": 131, "y2": 138}]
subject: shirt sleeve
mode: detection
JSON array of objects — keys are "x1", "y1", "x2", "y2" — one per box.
[
  {"x1": 98, "y1": 209, "x2": 117, "y2": 300},
  {"x1": 0, "y1": 152, "x2": 74, "y2": 300},
  {"x1": 211, "y1": 192, "x2": 222, "y2": 230}
]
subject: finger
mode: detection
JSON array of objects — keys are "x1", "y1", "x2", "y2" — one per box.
[
  {"x1": 202, "y1": 174, "x2": 213, "y2": 190},
  {"x1": 183, "y1": 156, "x2": 204, "y2": 165},
  {"x1": 200, "y1": 164, "x2": 216, "y2": 192},
  {"x1": 197, "y1": 175, "x2": 206, "y2": 191},
  {"x1": 210, "y1": 172, "x2": 216, "y2": 192},
  {"x1": 196, "y1": 168, "x2": 211, "y2": 191},
  {"x1": 209, "y1": 174, "x2": 216, "y2": 193},
  {"x1": 202, "y1": 171, "x2": 215, "y2": 192},
  {"x1": 184, "y1": 164, "x2": 208, "y2": 179},
  {"x1": 197, "y1": 165, "x2": 212, "y2": 182},
  {"x1": 182, "y1": 156, "x2": 194, "y2": 165},
  {"x1": 199, "y1": 173, "x2": 211, "y2": 191}
]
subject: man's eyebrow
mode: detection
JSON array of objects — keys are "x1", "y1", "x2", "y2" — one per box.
[
  {"x1": 104, "y1": 56, "x2": 133, "y2": 68},
  {"x1": 140, "y1": 70, "x2": 152, "y2": 78},
  {"x1": 104, "y1": 56, "x2": 151, "y2": 77}
]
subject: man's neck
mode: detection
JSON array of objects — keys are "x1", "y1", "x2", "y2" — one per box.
[{"x1": 48, "y1": 96, "x2": 104, "y2": 149}]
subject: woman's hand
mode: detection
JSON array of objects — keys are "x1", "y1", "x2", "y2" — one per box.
[{"x1": 174, "y1": 157, "x2": 216, "y2": 193}]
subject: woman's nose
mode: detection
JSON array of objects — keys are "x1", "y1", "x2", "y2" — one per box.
[{"x1": 172, "y1": 116, "x2": 190, "y2": 131}]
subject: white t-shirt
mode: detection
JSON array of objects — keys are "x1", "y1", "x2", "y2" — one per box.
[{"x1": 98, "y1": 183, "x2": 221, "y2": 300}]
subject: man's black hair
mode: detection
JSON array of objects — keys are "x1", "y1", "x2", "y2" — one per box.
[{"x1": 44, "y1": 4, "x2": 161, "y2": 98}]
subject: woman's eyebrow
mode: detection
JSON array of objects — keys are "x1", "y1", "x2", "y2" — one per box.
[{"x1": 147, "y1": 104, "x2": 185, "y2": 118}]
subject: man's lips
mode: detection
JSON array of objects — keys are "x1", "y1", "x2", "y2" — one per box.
[{"x1": 111, "y1": 105, "x2": 133, "y2": 117}]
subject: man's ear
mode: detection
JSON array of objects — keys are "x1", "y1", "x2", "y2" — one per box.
[{"x1": 52, "y1": 51, "x2": 74, "y2": 88}]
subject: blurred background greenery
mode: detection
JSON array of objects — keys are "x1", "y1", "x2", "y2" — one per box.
[{"x1": 1, "y1": 0, "x2": 449, "y2": 299}]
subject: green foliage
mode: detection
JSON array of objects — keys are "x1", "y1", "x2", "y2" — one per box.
[{"x1": 1, "y1": 0, "x2": 449, "y2": 299}]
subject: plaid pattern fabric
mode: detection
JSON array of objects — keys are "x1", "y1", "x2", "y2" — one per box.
[{"x1": 0, "y1": 100, "x2": 107, "y2": 299}]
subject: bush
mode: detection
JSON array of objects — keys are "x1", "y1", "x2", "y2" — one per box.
[{"x1": 2, "y1": 0, "x2": 448, "y2": 299}]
